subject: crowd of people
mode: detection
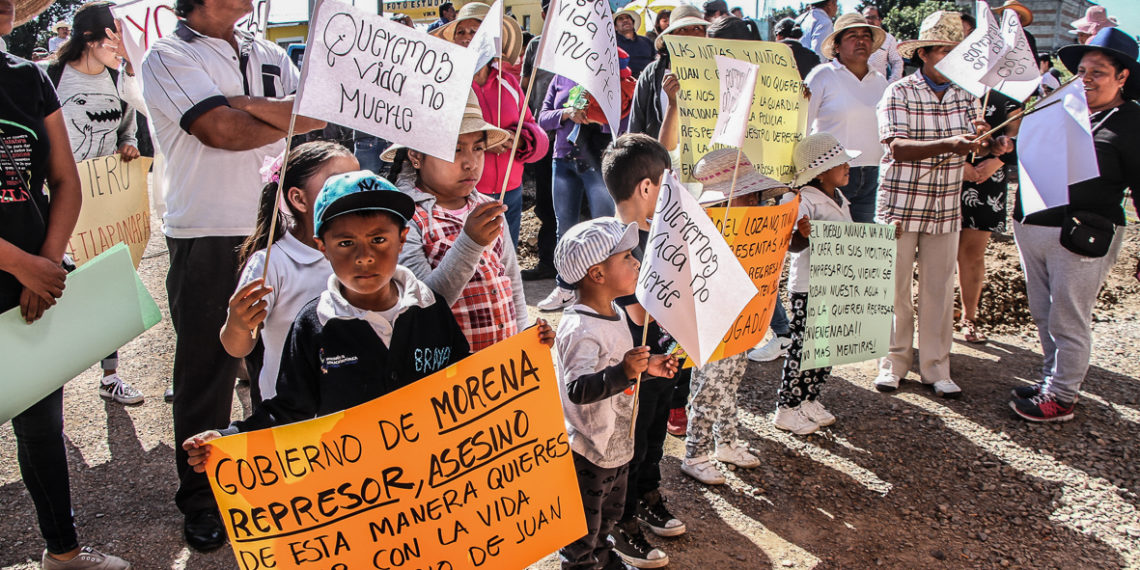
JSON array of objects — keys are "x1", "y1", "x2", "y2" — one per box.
[{"x1": 2, "y1": 0, "x2": 1139, "y2": 568}]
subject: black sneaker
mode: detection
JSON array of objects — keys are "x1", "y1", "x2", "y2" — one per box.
[
  {"x1": 521, "y1": 262, "x2": 556, "y2": 281},
  {"x1": 637, "y1": 489, "x2": 686, "y2": 537},
  {"x1": 1010, "y1": 392, "x2": 1076, "y2": 423},
  {"x1": 610, "y1": 519, "x2": 669, "y2": 568},
  {"x1": 1010, "y1": 383, "x2": 1042, "y2": 399}
]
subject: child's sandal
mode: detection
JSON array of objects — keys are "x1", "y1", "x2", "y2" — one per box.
[{"x1": 962, "y1": 319, "x2": 988, "y2": 344}]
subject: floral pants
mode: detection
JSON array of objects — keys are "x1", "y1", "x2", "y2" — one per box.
[{"x1": 778, "y1": 292, "x2": 832, "y2": 409}]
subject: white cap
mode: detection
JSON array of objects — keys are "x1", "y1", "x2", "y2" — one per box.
[{"x1": 554, "y1": 218, "x2": 640, "y2": 285}]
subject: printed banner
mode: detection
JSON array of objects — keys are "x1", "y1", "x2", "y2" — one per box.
[
  {"x1": 664, "y1": 36, "x2": 806, "y2": 184},
  {"x1": 1018, "y1": 80, "x2": 1098, "y2": 215},
  {"x1": 636, "y1": 170, "x2": 757, "y2": 368},
  {"x1": 113, "y1": 0, "x2": 267, "y2": 67},
  {"x1": 537, "y1": 0, "x2": 622, "y2": 137},
  {"x1": 206, "y1": 330, "x2": 585, "y2": 570},
  {"x1": 701, "y1": 198, "x2": 798, "y2": 363},
  {"x1": 66, "y1": 155, "x2": 153, "y2": 268},
  {"x1": 296, "y1": 0, "x2": 477, "y2": 161},
  {"x1": 710, "y1": 55, "x2": 759, "y2": 149},
  {"x1": 0, "y1": 243, "x2": 161, "y2": 424},
  {"x1": 800, "y1": 222, "x2": 895, "y2": 370}
]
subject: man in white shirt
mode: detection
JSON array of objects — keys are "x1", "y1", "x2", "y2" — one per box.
[
  {"x1": 863, "y1": 5, "x2": 903, "y2": 82},
  {"x1": 797, "y1": 0, "x2": 836, "y2": 59},
  {"x1": 140, "y1": 0, "x2": 323, "y2": 552}
]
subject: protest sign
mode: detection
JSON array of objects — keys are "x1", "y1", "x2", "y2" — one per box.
[
  {"x1": 296, "y1": 0, "x2": 477, "y2": 161},
  {"x1": 469, "y1": 0, "x2": 503, "y2": 71},
  {"x1": 637, "y1": 171, "x2": 758, "y2": 368},
  {"x1": 66, "y1": 155, "x2": 153, "y2": 268},
  {"x1": 700, "y1": 198, "x2": 798, "y2": 364},
  {"x1": 113, "y1": 0, "x2": 267, "y2": 67},
  {"x1": 935, "y1": 1, "x2": 1039, "y2": 101},
  {"x1": 979, "y1": 9, "x2": 1041, "y2": 102},
  {"x1": 799, "y1": 222, "x2": 895, "y2": 370},
  {"x1": 710, "y1": 55, "x2": 758, "y2": 150},
  {"x1": 1018, "y1": 79, "x2": 1098, "y2": 215},
  {"x1": 664, "y1": 36, "x2": 806, "y2": 184},
  {"x1": 537, "y1": 0, "x2": 622, "y2": 138},
  {"x1": 205, "y1": 330, "x2": 585, "y2": 570},
  {"x1": 0, "y1": 243, "x2": 161, "y2": 424}
]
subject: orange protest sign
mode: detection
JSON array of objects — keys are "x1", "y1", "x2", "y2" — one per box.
[
  {"x1": 700, "y1": 198, "x2": 799, "y2": 363},
  {"x1": 205, "y1": 330, "x2": 585, "y2": 570}
]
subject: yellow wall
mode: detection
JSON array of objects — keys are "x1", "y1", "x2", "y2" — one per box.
[{"x1": 266, "y1": 23, "x2": 308, "y2": 46}]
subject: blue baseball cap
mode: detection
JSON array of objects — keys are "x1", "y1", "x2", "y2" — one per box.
[{"x1": 312, "y1": 170, "x2": 416, "y2": 238}]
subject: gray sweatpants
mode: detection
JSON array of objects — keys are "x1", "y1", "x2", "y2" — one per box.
[{"x1": 1013, "y1": 221, "x2": 1125, "y2": 402}]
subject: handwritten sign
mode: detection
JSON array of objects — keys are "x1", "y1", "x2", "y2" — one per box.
[
  {"x1": 206, "y1": 330, "x2": 585, "y2": 570},
  {"x1": 637, "y1": 171, "x2": 757, "y2": 368},
  {"x1": 800, "y1": 221, "x2": 895, "y2": 370},
  {"x1": 296, "y1": 0, "x2": 477, "y2": 161},
  {"x1": 66, "y1": 155, "x2": 153, "y2": 268},
  {"x1": 112, "y1": 0, "x2": 267, "y2": 68},
  {"x1": 980, "y1": 9, "x2": 1041, "y2": 101},
  {"x1": 1018, "y1": 80, "x2": 1098, "y2": 215},
  {"x1": 711, "y1": 56, "x2": 758, "y2": 149},
  {"x1": 665, "y1": 36, "x2": 806, "y2": 183},
  {"x1": 700, "y1": 199, "x2": 798, "y2": 363},
  {"x1": 537, "y1": 0, "x2": 622, "y2": 137},
  {"x1": 935, "y1": 1, "x2": 1039, "y2": 101}
]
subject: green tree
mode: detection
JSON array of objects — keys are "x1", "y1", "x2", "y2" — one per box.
[
  {"x1": 881, "y1": 0, "x2": 957, "y2": 41},
  {"x1": 6, "y1": 0, "x2": 85, "y2": 58},
  {"x1": 765, "y1": 5, "x2": 800, "y2": 39}
]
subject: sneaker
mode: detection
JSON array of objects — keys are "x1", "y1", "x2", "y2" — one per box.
[
  {"x1": 537, "y1": 285, "x2": 576, "y2": 311},
  {"x1": 521, "y1": 262, "x2": 557, "y2": 281},
  {"x1": 715, "y1": 440, "x2": 761, "y2": 468},
  {"x1": 930, "y1": 379, "x2": 962, "y2": 399},
  {"x1": 42, "y1": 546, "x2": 129, "y2": 569},
  {"x1": 1010, "y1": 391, "x2": 1075, "y2": 423},
  {"x1": 636, "y1": 489, "x2": 686, "y2": 537},
  {"x1": 747, "y1": 335, "x2": 792, "y2": 362},
  {"x1": 680, "y1": 456, "x2": 726, "y2": 485},
  {"x1": 610, "y1": 519, "x2": 669, "y2": 568},
  {"x1": 666, "y1": 408, "x2": 687, "y2": 436},
  {"x1": 799, "y1": 399, "x2": 836, "y2": 427},
  {"x1": 98, "y1": 374, "x2": 144, "y2": 405},
  {"x1": 773, "y1": 406, "x2": 819, "y2": 435},
  {"x1": 164, "y1": 385, "x2": 174, "y2": 403},
  {"x1": 874, "y1": 371, "x2": 900, "y2": 392},
  {"x1": 1010, "y1": 383, "x2": 1043, "y2": 399}
]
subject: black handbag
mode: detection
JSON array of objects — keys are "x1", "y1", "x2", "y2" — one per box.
[{"x1": 1060, "y1": 210, "x2": 1116, "y2": 258}]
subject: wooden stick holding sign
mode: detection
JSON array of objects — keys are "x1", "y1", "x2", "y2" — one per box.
[
  {"x1": 628, "y1": 319, "x2": 651, "y2": 439},
  {"x1": 254, "y1": 113, "x2": 299, "y2": 338},
  {"x1": 721, "y1": 146, "x2": 745, "y2": 229},
  {"x1": 971, "y1": 88, "x2": 991, "y2": 162},
  {"x1": 497, "y1": 63, "x2": 541, "y2": 201}
]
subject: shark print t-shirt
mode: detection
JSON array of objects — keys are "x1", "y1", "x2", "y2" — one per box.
[
  {"x1": 0, "y1": 52, "x2": 59, "y2": 310},
  {"x1": 56, "y1": 65, "x2": 136, "y2": 161}
]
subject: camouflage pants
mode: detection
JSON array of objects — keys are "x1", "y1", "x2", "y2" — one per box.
[{"x1": 685, "y1": 353, "x2": 748, "y2": 459}]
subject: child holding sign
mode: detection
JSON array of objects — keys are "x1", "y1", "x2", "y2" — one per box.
[
  {"x1": 553, "y1": 218, "x2": 678, "y2": 570},
  {"x1": 221, "y1": 141, "x2": 358, "y2": 403},
  {"x1": 773, "y1": 133, "x2": 856, "y2": 435}
]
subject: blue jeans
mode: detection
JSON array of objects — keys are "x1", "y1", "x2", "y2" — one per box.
[
  {"x1": 839, "y1": 165, "x2": 879, "y2": 224},
  {"x1": 501, "y1": 186, "x2": 522, "y2": 247},
  {"x1": 354, "y1": 134, "x2": 390, "y2": 175},
  {"x1": 770, "y1": 293, "x2": 790, "y2": 336},
  {"x1": 552, "y1": 158, "x2": 615, "y2": 239}
]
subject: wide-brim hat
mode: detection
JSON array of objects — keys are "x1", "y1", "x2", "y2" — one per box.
[
  {"x1": 898, "y1": 10, "x2": 963, "y2": 60},
  {"x1": 313, "y1": 170, "x2": 417, "y2": 237},
  {"x1": 614, "y1": 9, "x2": 641, "y2": 34},
  {"x1": 694, "y1": 148, "x2": 791, "y2": 205},
  {"x1": 821, "y1": 13, "x2": 885, "y2": 60},
  {"x1": 1059, "y1": 27, "x2": 1140, "y2": 94},
  {"x1": 993, "y1": 0, "x2": 1032, "y2": 27},
  {"x1": 380, "y1": 90, "x2": 511, "y2": 162},
  {"x1": 792, "y1": 133, "x2": 861, "y2": 187},
  {"x1": 1070, "y1": 5, "x2": 1117, "y2": 36},
  {"x1": 654, "y1": 4, "x2": 708, "y2": 50},
  {"x1": 52, "y1": 19, "x2": 69, "y2": 31},
  {"x1": 432, "y1": 2, "x2": 524, "y2": 64},
  {"x1": 15, "y1": 0, "x2": 56, "y2": 27}
]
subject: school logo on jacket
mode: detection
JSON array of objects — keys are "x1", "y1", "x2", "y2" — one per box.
[{"x1": 319, "y1": 348, "x2": 359, "y2": 374}]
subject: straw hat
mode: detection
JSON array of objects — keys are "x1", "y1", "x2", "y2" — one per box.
[
  {"x1": 1059, "y1": 27, "x2": 1140, "y2": 95},
  {"x1": 792, "y1": 133, "x2": 860, "y2": 187},
  {"x1": 14, "y1": 0, "x2": 56, "y2": 28},
  {"x1": 613, "y1": 8, "x2": 641, "y2": 33},
  {"x1": 52, "y1": 20, "x2": 70, "y2": 31},
  {"x1": 993, "y1": 0, "x2": 1032, "y2": 28},
  {"x1": 694, "y1": 149, "x2": 791, "y2": 205},
  {"x1": 1069, "y1": 6, "x2": 1117, "y2": 37},
  {"x1": 380, "y1": 90, "x2": 511, "y2": 162},
  {"x1": 432, "y1": 2, "x2": 524, "y2": 64},
  {"x1": 898, "y1": 11, "x2": 964, "y2": 60},
  {"x1": 821, "y1": 13, "x2": 885, "y2": 60},
  {"x1": 654, "y1": 4, "x2": 709, "y2": 50}
]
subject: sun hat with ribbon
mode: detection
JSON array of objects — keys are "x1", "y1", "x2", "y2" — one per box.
[
  {"x1": 821, "y1": 13, "x2": 885, "y2": 60},
  {"x1": 613, "y1": 8, "x2": 641, "y2": 33},
  {"x1": 1070, "y1": 5, "x2": 1117, "y2": 37},
  {"x1": 1059, "y1": 27, "x2": 1140, "y2": 96},
  {"x1": 380, "y1": 90, "x2": 511, "y2": 163},
  {"x1": 898, "y1": 10, "x2": 964, "y2": 60},
  {"x1": 432, "y1": 2, "x2": 524, "y2": 64},
  {"x1": 993, "y1": 0, "x2": 1033, "y2": 27},
  {"x1": 792, "y1": 132, "x2": 861, "y2": 187},
  {"x1": 693, "y1": 148, "x2": 791, "y2": 205},
  {"x1": 654, "y1": 4, "x2": 709, "y2": 50}
]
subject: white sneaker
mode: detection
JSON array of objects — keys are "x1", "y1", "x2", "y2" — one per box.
[
  {"x1": 537, "y1": 285, "x2": 576, "y2": 311},
  {"x1": 714, "y1": 440, "x2": 761, "y2": 468},
  {"x1": 773, "y1": 406, "x2": 819, "y2": 435},
  {"x1": 874, "y1": 371, "x2": 900, "y2": 392},
  {"x1": 680, "y1": 456, "x2": 726, "y2": 485},
  {"x1": 747, "y1": 335, "x2": 792, "y2": 362},
  {"x1": 800, "y1": 399, "x2": 836, "y2": 427},
  {"x1": 99, "y1": 374, "x2": 144, "y2": 405},
  {"x1": 930, "y1": 379, "x2": 962, "y2": 399},
  {"x1": 42, "y1": 546, "x2": 130, "y2": 569}
]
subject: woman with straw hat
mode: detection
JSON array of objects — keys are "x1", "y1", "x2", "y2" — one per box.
[
  {"x1": 803, "y1": 13, "x2": 886, "y2": 224},
  {"x1": 0, "y1": 0, "x2": 130, "y2": 567},
  {"x1": 1008, "y1": 27, "x2": 1140, "y2": 422}
]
